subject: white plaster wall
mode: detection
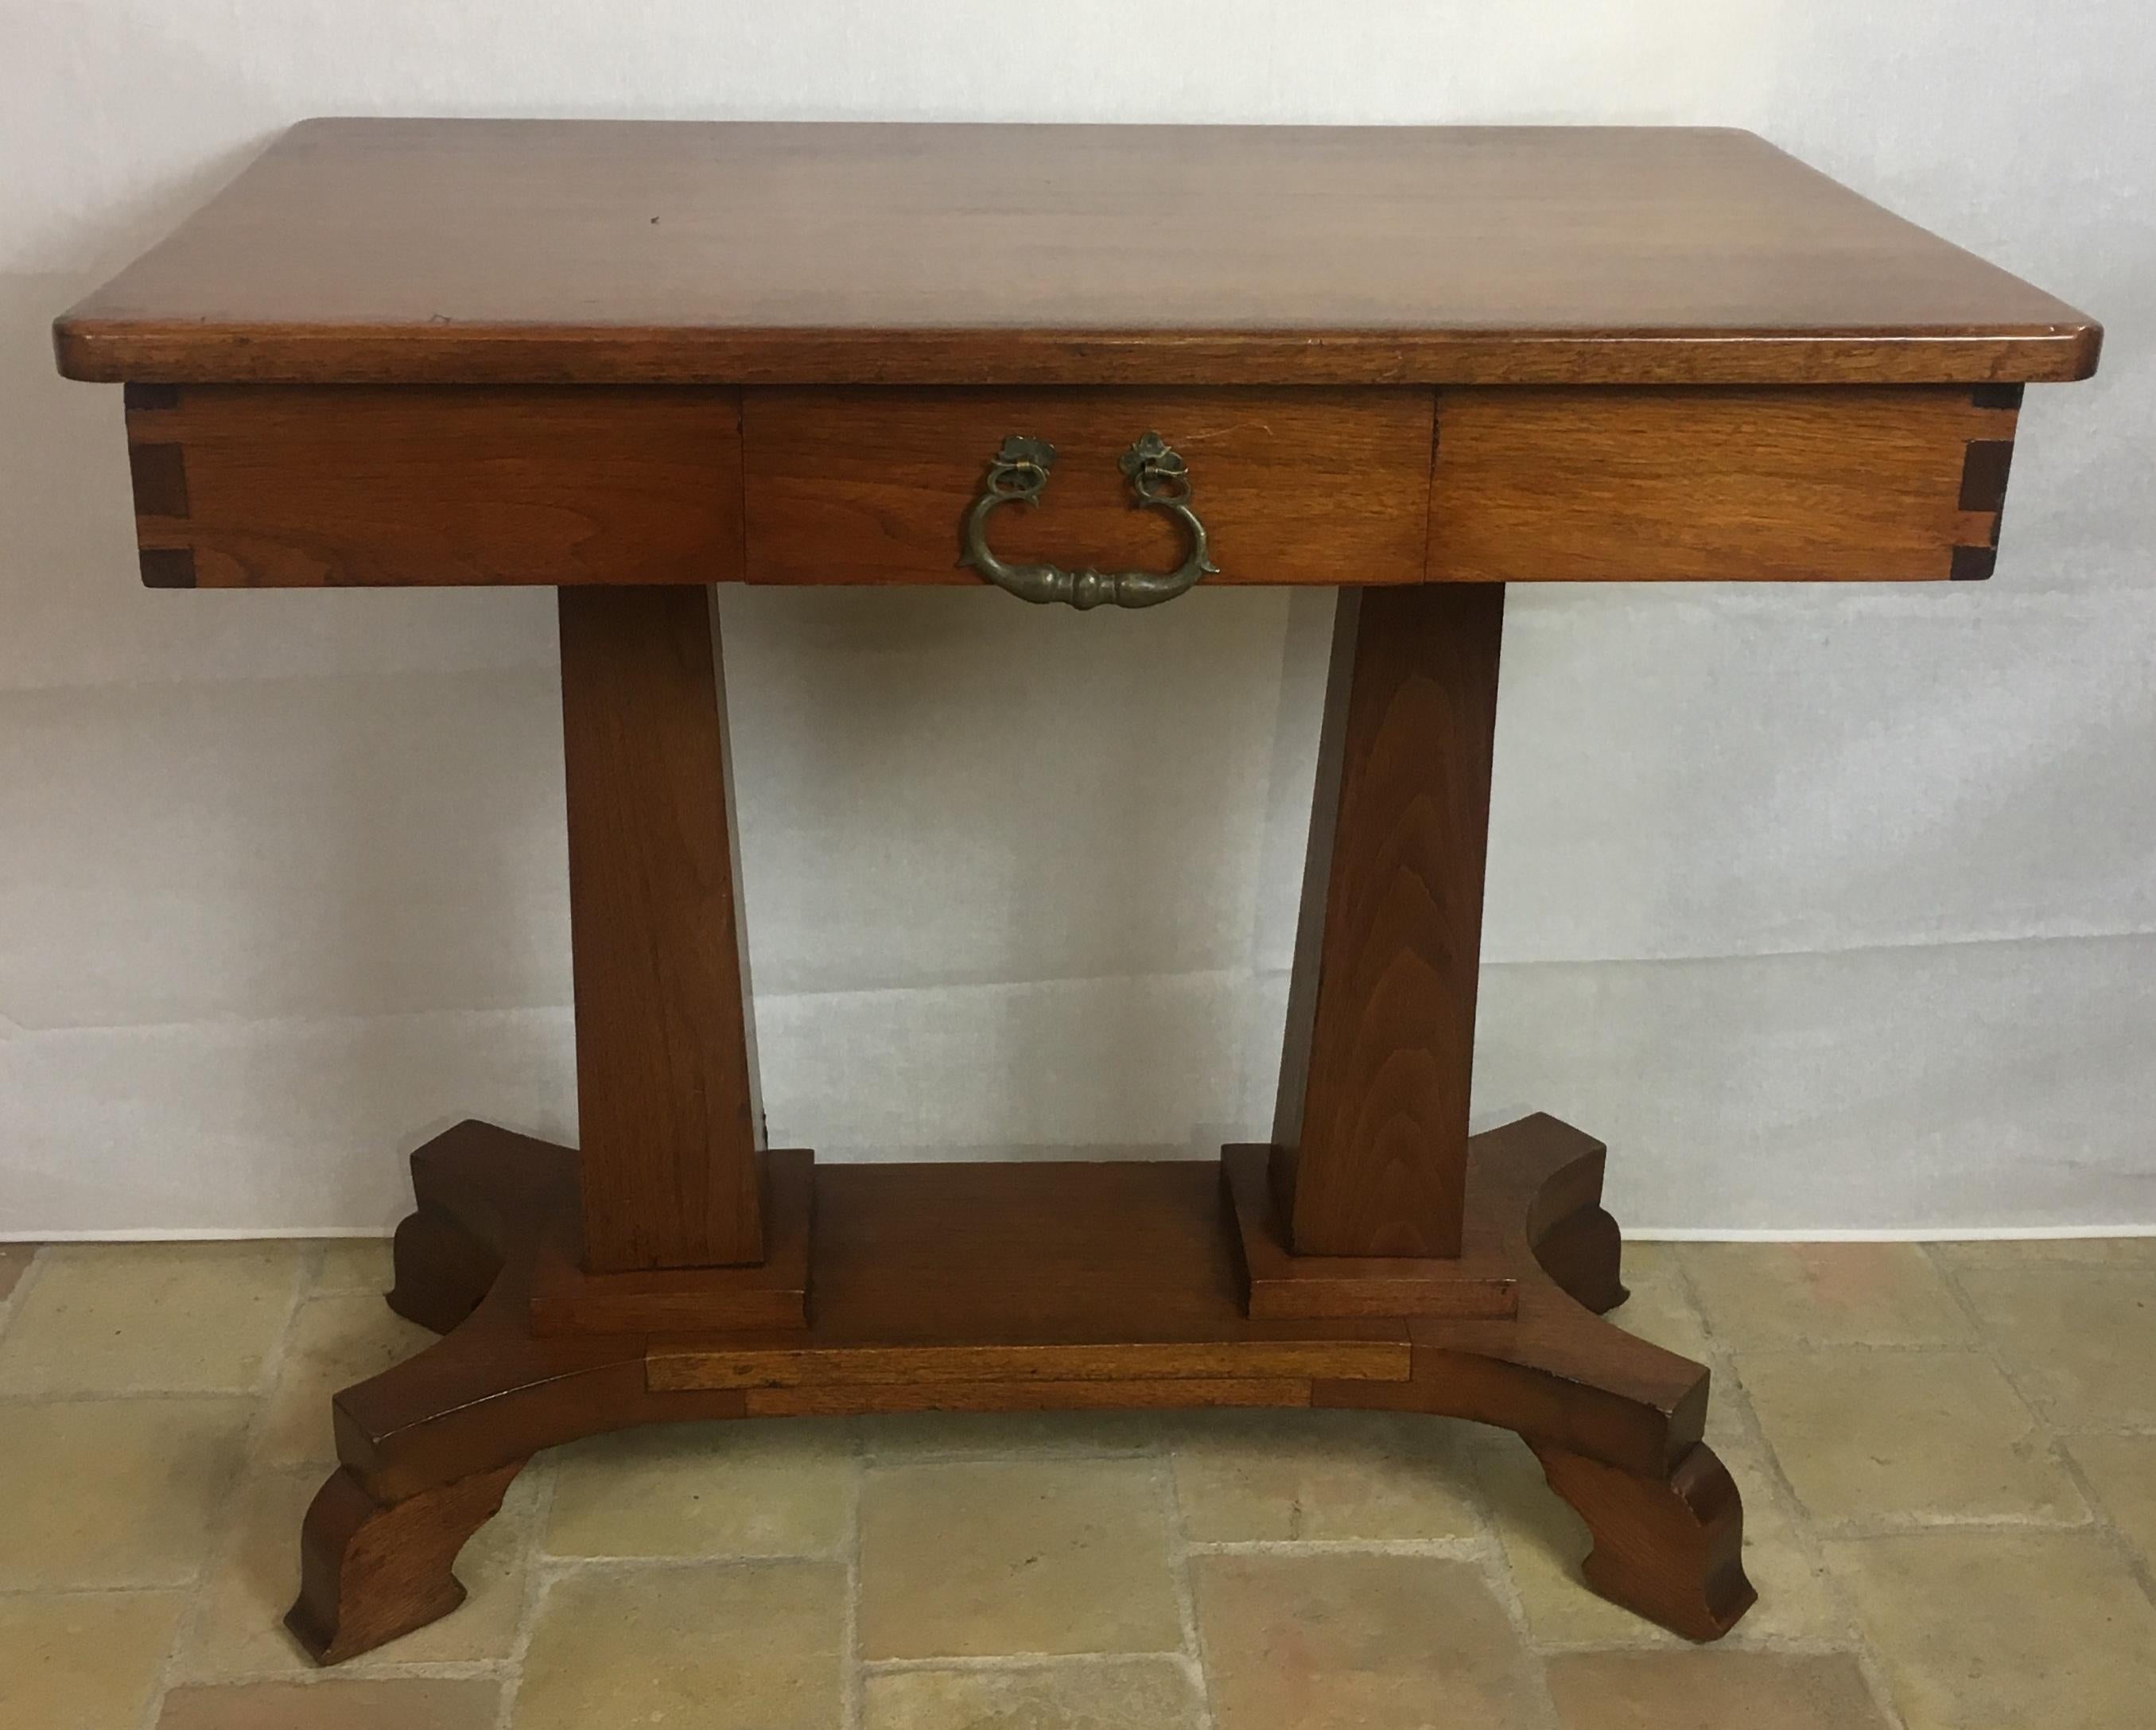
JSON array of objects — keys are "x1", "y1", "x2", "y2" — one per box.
[{"x1": 2, "y1": 2, "x2": 2150, "y2": 1235}]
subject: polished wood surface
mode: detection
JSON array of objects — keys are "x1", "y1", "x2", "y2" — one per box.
[
  {"x1": 287, "y1": 1460, "x2": 521, "y2": 1666},
  {"x1": 529, "y1": 1148, "x2": 814, "y2": 1334},
  {"x1": 115, "y1": 379, "x2": 2032, "y2": 589},
  {"x1": 1429, "y1": 385, "x2": 2021, "y2": 583},
  {"x1": 647, "y1": 1160, "x2": 1412, "y2": 1393},
  {"x1": 1221, "y1": 1145, "x2": 1516, "y2": 1320},
  {"x1": 61, "y1": 119, "x2": 2107, "y2": 1671},
  {"x1": 1532, "y1": 1440, "x2": 1755, "y2": 1643},
  {"x1": 57, "y1": 120, "x2": 2096, "y2": 387},
  {"x1": 122, "y1": 385, "x2": 742, "y2": 587},
  {"x1": 743, "y1": 388, "x2": 1434, "y2": 587},
  {"x1": 558, "y1": 587, "x2": 767, "y2": 1271},
  {"x1": 286, "y1": 1113, "x2": 1750, "y2": 1659},
  {"x1": 1272, "y1": 585, "x2": 1503, "y2": 1258}
]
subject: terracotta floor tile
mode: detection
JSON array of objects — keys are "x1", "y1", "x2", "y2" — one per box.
[
  {"x1": 1697, "y1": 1388, "x2": 1855, "y2": 1642},
  {"x1": 864, "y1": 1659, "x2": 1204, "y2": 1729},
  {"x1": 1475, "y1": 1435, "x2": 1681, "y2": 1649},
  {"x1": 2063, "y1": 1430, "x2": 2156, "y2": 1564},
  {"x1": 1169, "y1": 1408, "x2": 1482, "y2": 1541},
  {"x1": 1545, "y1": 1649, "x2": 1889, "y2": 1729},
  {"x1": 1683, "y1": 1243, "x2": 1971, "y2": 1349},
  {"x1": 1955, "y1": 1262, "x2": 2156, "y2": 1429},
  {"x1": 513, "y1": 1561, "x2": 843, "y2": 1730},
  {"x1": 254, "y1": 1293, "x2": 435, "y2": 1467},
  {"x1": 0, "y1": 1242, "x2": 37, "y2": 1302},
  {"x1": 158, "y1": 1678, "x2": 500, "y2": 1730},
  {"x1": 309, "y1": 1238, "x2": 395, "y2": 1294},
  {"x1": 1737, "y1": 1348, "x2": 2084, "y2": 1527},
  {"x1": 1825, "y1": 1530, "x2": 2156, "y2": 1730},
  {"x1": 1607, "y1": 1244, "x2": 1711, "y2": 1358},
  {"x1": 178, "y1": 1465, "x2": 535, "y2": 1675},
  {"x1": 0, "y1": 1396, "x2": 253, "y2": 1588},
  {"x1": 0, "y1": 1242, "x2": 300, "y2": 1395},
  {"x1": 0, "y1": 1589, "x2": 187, "y2": 1730},
  {"x1": 1194, "y1": 1551, "x2": 1535, "y2": 1730},
  {"x1": 9, "y1": 1235, "x2": 2147, "y2": 1730},
  {"x1": 859, "y1": 1459, "x2": 1182, "y2": 1658},
  {"x1": 546, "y1": 1418, "x2": 855, "y2": 1557}
]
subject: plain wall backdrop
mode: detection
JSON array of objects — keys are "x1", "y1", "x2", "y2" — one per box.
[{"x1": 2, "y1": 2, "x2": 2151, "y2": 1238}]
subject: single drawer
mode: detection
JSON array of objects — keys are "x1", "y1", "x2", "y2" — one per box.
[
  {"x1": 740, "y1": 388, "x2": 1438, "y2": 589},
  {"x1": 120, "y1": 381, "x2": 2019, "y2": 592},
  {"x1": 125, "y1": 386, "x2": 744, "y2": 587},
  {"x1": 1428, "y1": 385, "x2": 2019, "y2": 583}
]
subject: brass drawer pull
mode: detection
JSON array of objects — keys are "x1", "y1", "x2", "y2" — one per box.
[{"x1": 961, "y1": 432, "x2": 1218, "y2": 608}]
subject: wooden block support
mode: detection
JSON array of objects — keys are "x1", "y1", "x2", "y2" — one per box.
[
  {"x1": 1271, "y1": 584, "x2": 1505, "y2": 1259},
  {"x1": 560, "y1": 585, "x2": 768, "y2": 1272},
  {"x1": 530, "y1": 1149, "x2": 814, "y2": 1334},
  {"x1": 1222, "y1": 1145, "x2": 1517, "y2": 1320}
]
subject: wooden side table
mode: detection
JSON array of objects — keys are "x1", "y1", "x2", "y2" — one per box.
[{"x1": 56, "y1": 120, "x2": 2099, "y2": 1664}]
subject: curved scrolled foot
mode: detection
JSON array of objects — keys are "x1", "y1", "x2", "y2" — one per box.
[
  {"x1": 1529, "y1": 1198, "x2": 1627, "y2": 1316},
  {"x1": 297, "y1": 1118, "x2": 748, "y2": 1664},
  {"x1": 387, "y1": 1201, "x2": 503, "y2": 1335},
  {"x1": 285, "y1": 1460, "x2": 525, "y2": 1663},
  {"x1": 1312, "y1": 1114, "x2": 1754, "y2": 1641},
  {"x1": 1530, "y1": 1439, "x2": 1756, "y2": 1642},
  {"x1": 1510, "y1": 1112, "x2": 1626, "y2": 1314}
]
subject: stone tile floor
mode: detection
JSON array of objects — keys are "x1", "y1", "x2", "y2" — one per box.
[{"x1": 1, "y1": 1234, "x2": 2153, "y2": 1728}]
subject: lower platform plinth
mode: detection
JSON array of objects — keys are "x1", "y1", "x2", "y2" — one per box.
[
  {"x1": 528, "y1": 1147, "x2": 816, "y2": 1335},
  {"x1": 287, "y1": 1113, "x2": 1754, "y2": 1662}
]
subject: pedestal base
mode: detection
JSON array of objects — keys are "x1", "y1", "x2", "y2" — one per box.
[{"x1": 286, "y1": 1114, "x2": 1754, "y2": 1662}]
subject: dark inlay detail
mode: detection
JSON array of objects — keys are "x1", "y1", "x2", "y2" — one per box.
[
  {"x1": 123, "y1": 383, "x2": 181, "y2": 412},
  {"x1": 1971, "y1": 384, "x2": 2025, "y2": 412},
  {"x1": 1959, "y1": 439, "x2": 2015, "y2": 513},
  {"x1": 1951, "y1": 545, "x2": 1997, "y2": 582},
  {"x1": 139, "y1": 547, "x2": 197, "y2": 589},
  {"x1": 128, "y1": 442, "x2": 190, "y2": 519}
]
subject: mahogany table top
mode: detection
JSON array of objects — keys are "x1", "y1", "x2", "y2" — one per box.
[{"x1": 54, "y1": 119, "x2": 2099, "y2": 388}]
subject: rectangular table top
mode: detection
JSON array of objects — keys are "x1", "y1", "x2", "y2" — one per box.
[{"x1": 55, "y1": 119, "x2": 2097, "y2": 389}]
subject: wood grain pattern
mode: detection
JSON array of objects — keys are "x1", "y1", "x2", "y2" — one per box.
[
  {"x1": 121, "y1": 385, "x2": 741, "y2": 586},
  {"x1": 80, "y1": 118, "x2": 2115, "y2": 1670},
  {"x1": 344, "y1": 1123, "x2": 747, "y2": 1502},
  {"x1": 647, "y1": 1156, "x2": 1405, "y2": 1398},
  {"x1": 126, "y1": 441, "x2": 188, "y2": 518},
  {"x1": 744, "y1": 1378, "x2": 1313, "y2": 1418},
  {"x1": 286, "y1": 1461, "x2": 523, "y2": 1665},
  {"x1": 743, "y1": 388, "x2": 1435, "y2": 587},
  {"x1": 1313, "y1": 1114, "x2": 1712, "y2": 1481},
  {"x1": 1428, "y1": 386, "x2": 2019, "y2": 582},
  {"x1": 647, "y1": 1159, "x2": 1413, "y2": 1391},
  {"x1": 530, "y1": 1149, "x2": 813, "y2": 1334},
  {"x1": 1272, "y1": 585, "x2": 1504, "y2": 1258},
  {"x1": 294, "y1": 1112, "x2": 1749, "y2": 1661},
  {"x1": 1221, "y1": 1144, "x2": 1517, "y2": 1320},
  {"x1": 1948, "y1": 393, "x2": 2025, "y2": 580},
  {"x1": 56, "y1": 120, "x2": 2097, "y2": 387},
  {"x1": 559, "y1": 587, "x2": 767, "y2": 1272},
  {"x1": 107, "y1": 379, "x2": 2045, "y2": 591},
  {"x1": 1532, "y1": 1441, "x2": 1757, "y2": 1642},
  {"x1": 655, "y1": 1342, "x2": 1389, "y2": 1393}
]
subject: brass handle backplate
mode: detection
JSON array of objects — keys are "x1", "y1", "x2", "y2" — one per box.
[{"x1": 959, "y1": 432, "x2": 1218, "y2": 609}]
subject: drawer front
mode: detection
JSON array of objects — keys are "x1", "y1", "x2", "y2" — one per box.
[
  {"x1": 1428, "y1": 386, "x2": 2018, "y2": 583},
  {"x1": 118, "y1": 382, "x2": 2018, "y2": 591},
  {"x1": 125, "y1": 386, "x2": 743, "y2": 587},
  {"x1": 741, "y1": 388, "x2": 1437, "y2": 589}
]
